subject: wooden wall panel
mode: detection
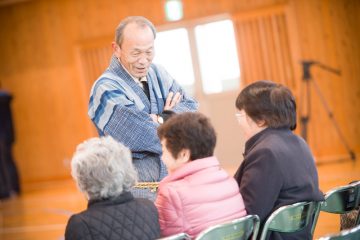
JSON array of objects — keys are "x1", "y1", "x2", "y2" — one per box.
[
  {"x1": 233, "y1": 5, "x2": 296, "y2": 89},
  {"x1": 0, "y1": 0, "x2": 93, "y2": 186},
  {"x1": 0, "y1": 0, "x2": 169, "y2": 186},
  {"x1": 0, "y1": 0, "x2": 359, "y2": 187},
  {"x1": 232, "y1": 1, "x2": 360, "y2": 163},
  {"x1": 76, "y1": 37, "x2": 113, "y2": 93},
  {"x1": 290, "y1": 0, "x2": 360, "y2": 162}
]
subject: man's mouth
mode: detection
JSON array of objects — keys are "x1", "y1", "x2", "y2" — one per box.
[{"x1": 136, "y1": 67, "x2": 147, "y2": 72}]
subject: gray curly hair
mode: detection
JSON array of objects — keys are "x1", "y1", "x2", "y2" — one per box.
[{"x1": 71, "y1": 136, "x2": 138, "y2": 200}]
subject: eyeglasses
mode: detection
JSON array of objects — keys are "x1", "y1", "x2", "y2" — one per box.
[{"x1": 235, "y1": 112, "x2": 245, "y2": 121}]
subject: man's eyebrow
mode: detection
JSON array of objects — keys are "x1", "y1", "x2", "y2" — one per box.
[{"x1": 132, "y1": 46, "x2": 153, "y2": 52}]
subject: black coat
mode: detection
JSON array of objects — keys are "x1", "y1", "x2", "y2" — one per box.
[
  {"x1": 65, "y1": 192, "x2": 160, "y2": 240},
  {"x1": 0, "y1": 91, "x2": 20, "y2": 198},
  {"x1": 235, "y1": 128, "x2": 324, "y2": 240}
]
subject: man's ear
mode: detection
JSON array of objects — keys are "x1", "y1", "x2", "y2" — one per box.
[{"x1": 112, "y1": 42, "x2": 120, "y2": 58}]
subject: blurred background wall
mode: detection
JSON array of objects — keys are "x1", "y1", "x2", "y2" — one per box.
[{"x1": 0, "y1": 0, "x2": 359, "y2": 190}]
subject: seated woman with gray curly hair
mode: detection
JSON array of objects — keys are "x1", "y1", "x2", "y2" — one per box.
[{"x1": 65, "y1": 136, "x2": 160, "y2": 240}]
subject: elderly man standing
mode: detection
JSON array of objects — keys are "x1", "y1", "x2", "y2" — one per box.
[{"x1": 88, "y1": 16, "x2": 198, "y2": 201}]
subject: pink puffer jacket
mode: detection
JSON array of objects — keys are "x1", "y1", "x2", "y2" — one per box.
[{"x1": 155, "y1": 156, "x2": 247, "y2": 239}]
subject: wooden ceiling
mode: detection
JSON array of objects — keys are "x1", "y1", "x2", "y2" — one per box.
[{"x1": 0, "y1": 0, "x2": 32, "y2": 7}]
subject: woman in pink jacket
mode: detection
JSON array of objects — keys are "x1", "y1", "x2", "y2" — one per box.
[{"x1": 155, "y1": 112, "x2": 247, "y2": 238}]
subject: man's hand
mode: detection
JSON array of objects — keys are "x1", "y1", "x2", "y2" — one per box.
[
  {"x1": 150, "y1": 114, "x2": 158, "y2": 123},
  {"x1": 164, "y1": 92, "x2": 181, "y2": 111}
]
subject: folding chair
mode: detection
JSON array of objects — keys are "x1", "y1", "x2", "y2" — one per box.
[
  {"x1": 312, "y1": 181, "x2": 360, "y2": 233},
  {"x1": 195, "y1": 215, "x2": 260, "y2": 240},
  {"x1": 157, "y1": 232, "x2": 191, "y2": 240},
  {"x1": 318, "y1": 224, "x2": 360, "y2": 240},
  {"x1": 259, "y1": 201, "x2": 321, "y2": 240}
]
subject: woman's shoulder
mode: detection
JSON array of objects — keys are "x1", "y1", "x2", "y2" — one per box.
[
  {"x1": 66, "y1": 210, "x2": 90, "y2": 235},
  {"x1": 134, "y1": 197, "x2": 157, "y2": 209}
]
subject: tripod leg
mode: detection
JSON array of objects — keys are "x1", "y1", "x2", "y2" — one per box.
[
  {"x1": 311, "y1": 79, "x2": 356, "y2": 161},
  {"x1": 300, "y1": 77, "x2": 311, "y2": 142}
]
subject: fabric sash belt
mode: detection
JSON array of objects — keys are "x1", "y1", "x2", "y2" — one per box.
[{"x1": 134, "y1": 182, "x2": 159, "y2": 192}]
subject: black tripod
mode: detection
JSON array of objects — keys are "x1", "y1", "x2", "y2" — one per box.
[{"x1": 300, "y1": 61, "x2": 356, "y2": 162}]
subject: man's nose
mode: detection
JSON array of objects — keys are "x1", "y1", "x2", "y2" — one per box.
[{"x1": 138, "y1": 55, "x2": 149, "y2": 64}]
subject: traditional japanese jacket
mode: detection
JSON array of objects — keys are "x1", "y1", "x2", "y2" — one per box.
[{"x1": 88, "y1": 56, "x2": 198, "y2": 200}]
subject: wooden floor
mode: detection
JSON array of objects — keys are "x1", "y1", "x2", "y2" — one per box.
[{"x1": 1, "y1": 158, "x2": 359, "y2": 240}]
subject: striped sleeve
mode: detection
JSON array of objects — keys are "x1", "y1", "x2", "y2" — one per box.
[
  {"x1": 88, "y1": 78, "x2": 162, "y2": 155},
  {"x1": 88, "y1": 79, "x2": 134, "y2": 131},
  {"x1": 153, "y1": 64, "x2": 198, "y2": 113}
]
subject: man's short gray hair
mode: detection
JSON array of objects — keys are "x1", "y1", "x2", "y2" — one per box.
[
  {"x1": 115, "y1": 16, "x2": 156, "y2": 46},
  {"x1": 71, "y1": 136, "x2": 138, "y2": 200}
]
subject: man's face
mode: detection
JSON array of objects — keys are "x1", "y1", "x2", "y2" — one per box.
[{"x1": 114, "y1": 23, "x2": 155, "y2": 78}]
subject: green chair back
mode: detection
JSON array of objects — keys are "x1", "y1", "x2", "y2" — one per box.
[
  {"x1": 312, "y1": 181, "x2": 360, "y2": 233},
  {"x1": 321, "y1": 181, "x2": 360, "y2": 214},
  {"x1": 259, "y1": 201, "x2": 321, "y2": 240},
  {"x1": 318, "y1": 224, "x2": 360, "y2": 240},
  {"x1": 157, "y1": 233, "x2": 191, "y2": 240},
  {"x1": 195, "y1": 215, "x2": 260, "y2": 240}
]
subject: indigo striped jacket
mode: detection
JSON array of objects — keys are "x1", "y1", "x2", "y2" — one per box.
[{"x1": 88, "y1": 56, "x2": 198, "y2": 200}]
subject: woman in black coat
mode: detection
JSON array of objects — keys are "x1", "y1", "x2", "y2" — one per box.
[
  {"x1": 234, "y1": 80, "x2": 324, "y2": 240},
  {"x1": 65, "y1": 136, "x2": 160, "y2": 240}
]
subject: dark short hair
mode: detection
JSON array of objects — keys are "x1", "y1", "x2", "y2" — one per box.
[
  {"x1": 235, "y1": 80, "x2": 297, "y2": 130},
  {"x1": 157, "y1": 112, "x2": 216, "y2": 161},
  {"x1": 115, "y1": 16, "x2": 156, "y2": 46}
]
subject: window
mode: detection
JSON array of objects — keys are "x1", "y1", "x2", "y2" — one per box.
[
  {"x1": 154, "y1": 17, "x2": 240, "y2": 96},
  {"x1": 195, "y1": 20, "x2": 240, "y2": 94},
  {"x1": 153, "y1": 28, "x2": 195, "y2": 95}
]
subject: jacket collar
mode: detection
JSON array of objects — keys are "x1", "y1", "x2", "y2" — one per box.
[
  {"x1": 87, "y1": 191, "x2": 134, "y2": 208},
  {"x1": 161, "y1": 156, "x2": 220, "y2": 183},
  {"x1": 244, "y1": 127, "x2": 290, "y2": 156},
  {"x1": 108, "y1": 55, "x2": 152, "y2": 110}
]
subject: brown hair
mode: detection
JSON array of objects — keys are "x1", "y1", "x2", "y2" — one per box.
[
  {"x1": 157, "y1": 112, "x2": 216, "y2": 160},
  {"x1": 235, "y1": 80, "x2": 297, "y2": 130}
]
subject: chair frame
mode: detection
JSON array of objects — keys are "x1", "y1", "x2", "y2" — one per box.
[
  {"x1": 157, "y1": 232, "x2": 191, "y2": 240},
  {"x1": 259, "y1": 201, "x2": 322, "y2": 240},
  {"x1": 312, "y1": 181, "x2": 360, "y2": 233},
  {"x1": 195, "y1": 214, "x2": 260, "y2": 240},
  {"x1": 318, "y1": 224, "x2": 360, "y2": 240}
]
